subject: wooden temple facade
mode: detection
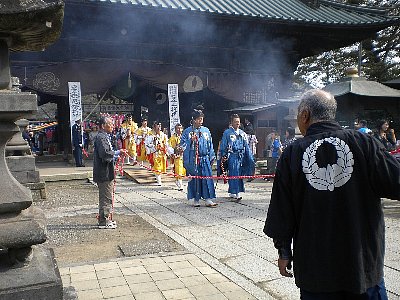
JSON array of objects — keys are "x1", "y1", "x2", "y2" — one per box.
[{"x1": 8, "y1": 0, "x2": 400, "y2": 152}]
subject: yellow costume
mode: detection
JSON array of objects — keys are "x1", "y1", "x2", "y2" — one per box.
[
  {"x1": 168, "y1": 133, "x2": 186, "y2": 179},
  {"x1": 134, "y1": 126, "x2": 152, "y2": 162},
  {"x1": 145, "y1": 130, "x2": 168, "y2": 185},
  {"x1": 121, "y1": 120, "x2": 138, "y2": 160}
]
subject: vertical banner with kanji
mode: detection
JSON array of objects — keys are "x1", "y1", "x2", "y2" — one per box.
[
  {"x1": 68, "y1": 82, "x2": 82, "y2": 123},
  {"x1": 168, "y1": 84, "x2": 180, "y2": 135},
  {"x1": 68, "y1": 82, "x2": 83, "y2": 150}
]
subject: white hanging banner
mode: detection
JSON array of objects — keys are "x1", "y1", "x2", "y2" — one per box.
[
  {"x1": 68, "y1": 82, "x2": 82, "y2": 123},
  {"x1": 168, "y1": 84, "x2": 180, "y2": 135}
]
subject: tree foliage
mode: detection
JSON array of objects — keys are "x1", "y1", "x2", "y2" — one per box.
[{"x1": 294, "y1": 0, "x2": 400, "y2": 88}]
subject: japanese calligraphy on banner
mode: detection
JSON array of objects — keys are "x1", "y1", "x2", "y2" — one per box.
[
  {"x1": 68, "y1": 82, "x2": 82, "y2": 123},
  {"x1": 168, "y1": 84, "x2": 180, "y2": 135}
]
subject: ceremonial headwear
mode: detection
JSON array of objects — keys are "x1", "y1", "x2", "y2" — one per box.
[
  {"x1": 191, "y1": 105, "x2": 204, "y2": 120},
  {"x1": 152, "y1": 120, "x2": 161, "y2": 127}
]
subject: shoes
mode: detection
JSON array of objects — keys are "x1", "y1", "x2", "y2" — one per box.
[
  {"x1": 156, "y1": 175, "x2": 162, "y2": 186},
  {"x1": 229, "y1": 193, "x2": 242, "y2": 201},
  {"x1": 176, "y1": 180, "x2": 183, "y2": 191},
  {"x1": 188, "y1": 199, "x2": 200, "y2": 207},
  {"x1": 98, "y1": 219, "x2": 117, "y2": 229},
  {"x1": 205, "y1": 199, "x2": 217, "y2": 207}
]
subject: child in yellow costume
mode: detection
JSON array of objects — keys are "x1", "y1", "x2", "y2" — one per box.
[
  {"x1": 134, "y1": 117, "x2": 152, "y2": 162},
  {"x1": 121, "y1": 115, "x2": 137, "y2": 163},
  {"x1": 145, "y1": 121, "x2": 168, "y2": 186},
  {"x1": 168, "y1": 123, "x2": 186, "y2": 191}
]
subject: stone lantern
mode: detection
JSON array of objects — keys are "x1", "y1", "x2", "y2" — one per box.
[{"x1": 0, "y1": 1, "x2": 64, "y2": 299}]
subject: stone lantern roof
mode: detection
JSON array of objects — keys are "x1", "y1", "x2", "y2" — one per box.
[{"x1": 0, "y1": 0, "x2": 64, "y2": 51}]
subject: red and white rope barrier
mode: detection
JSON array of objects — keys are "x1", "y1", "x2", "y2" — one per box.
[{"x1": 117, "y1": 152, "x2": 275, "y2": 180}]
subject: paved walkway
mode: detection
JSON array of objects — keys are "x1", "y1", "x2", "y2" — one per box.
[{"x1": 37, "y1": 162, "x2": 400, "y2": 300}]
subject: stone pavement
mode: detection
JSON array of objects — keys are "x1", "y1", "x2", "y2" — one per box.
[{"x1": 37, "y1": 162, "x2": 400, "y2": 300}]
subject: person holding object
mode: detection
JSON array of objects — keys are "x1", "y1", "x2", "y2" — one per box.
[
  {"x1": 168, "y1": 123, "x2": 186, "y2": 191},
  {"x1": 120, "y1": 114, "x2": 137, "y2": 164},
  {"x1": 264, "y1": 89, "x2": 400, "y2": 299},
  {"x1": 93, "y1": 116, "x2": 127, "y2": 229},
  {"x1": 134, "y1": 116, "x2": 151, "y2": 163},
  {"x1": 219, "y1": 114, "x2": 255, "y2": 201},
  {"x1": 180, "y1": 106, "x2": 217, "y2": 207},
  {"x1": 145, "y1": 121, "x2": 168, "y2": 186}
]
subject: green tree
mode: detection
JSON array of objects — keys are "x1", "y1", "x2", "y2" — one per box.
[{"x1": 294, "y1": 0, "x2": 400, "y2": 87}]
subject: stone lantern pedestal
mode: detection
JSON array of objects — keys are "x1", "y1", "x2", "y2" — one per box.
[
  {"x1": 6, "y1": 117, "x2": 47, "y2": 201},
  {"x1": 0, "y1": 90, "x2": 63, "y2": 300},
  {"x1": 0, "y1": 1, "x2": 65, "y2": 298}
]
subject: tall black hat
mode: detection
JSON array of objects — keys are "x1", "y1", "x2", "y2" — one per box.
[{"x1": 191, "y1": 105, "x2": 204, "y2": 120}]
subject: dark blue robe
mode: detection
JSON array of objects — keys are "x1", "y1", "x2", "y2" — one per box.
[
  {"x1": 220, "y1": 127, "x2": 255, "y2": 194},
  {"x1": 180, "y1": 126, "x2": 216, "y2": 201}
]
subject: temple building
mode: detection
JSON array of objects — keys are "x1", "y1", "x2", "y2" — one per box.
[
  {"x1": 324, "y1": 67, "x2": 400, "y2": 132},
  {"x1": 9, "y1": 0, "x2": 400, "y2": 152}
]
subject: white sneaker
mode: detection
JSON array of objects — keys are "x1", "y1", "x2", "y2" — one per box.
[
  {"x1": 205, "y1": 199, "x2": 217, "y2": 207},
  {"x1": 176, "y1": 180, "x2": 183, "y2": 191},
  {"x1": 156, "y1": 175, "x2": 162, "y2": 186},
  {"x1": 99, "y1": 220, "x2": 117, "y2": 229},
  {"x1": 229, "y1": 193, "x2": 237, "y2": 198}
]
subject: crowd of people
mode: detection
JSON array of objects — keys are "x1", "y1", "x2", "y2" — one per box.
[
  {"x1": 91, "y1": 108, "x2": 259, "y2": 228},
  {"x1": 355, "y1": 119, "x2": 398, "y2": 151},
  {"x1": 68, "y1": 89, "x2": 400, "y2": 299},
  {"x1": 23, "y1": 124, "x2": 58, "y2": 156}
]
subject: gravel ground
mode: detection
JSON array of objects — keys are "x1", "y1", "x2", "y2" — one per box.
[{"x1": 34, "y1": 180, "x2": 183, "y2": 266}]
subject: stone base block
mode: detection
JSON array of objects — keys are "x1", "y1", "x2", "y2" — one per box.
[
  {"x1": 6, "y1": 156, "x2": 36, "y2": 172},
  {"x1": 24, "y1": 181, "x2": 47, "y2": 201},
  {"x1": 0, "y1": 245, "x2": 63, "y2": 300},
  {"x1": 10, "y1": 170, "x2": 40, "y2": 184},
  {"x1": 0, "y1": 206, "x2": 46, "y2": 249}
]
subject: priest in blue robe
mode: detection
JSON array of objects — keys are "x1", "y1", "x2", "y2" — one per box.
[
  {"x1": 180, "y1": 107, "x2": 217, "y2": 207},
  {"x1": 220, "y1": 114, "x2": 255, "y2": 200}
]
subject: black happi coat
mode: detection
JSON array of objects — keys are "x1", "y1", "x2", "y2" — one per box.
[
  {"x1": 93, "y1": 131, "x2": 115, "y2": 183},
  {"x1": 264, "y1": 121, "x2": 400, "y2": 294}
]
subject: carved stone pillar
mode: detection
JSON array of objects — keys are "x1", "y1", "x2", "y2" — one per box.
[
  {"x1": 0, "y1": 1, "x2": 64, "y2": 298},
  {"x1": 6, "y1": 117, "x2": 47, "y2": 201},
  {"x1": 0, "y1": 78, "x2": 62, "y2": 300}
]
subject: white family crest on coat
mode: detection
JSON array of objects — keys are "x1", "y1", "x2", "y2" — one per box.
[
  {"x1": 302, "y1": 137, "x2": 354, "y2": 192},
  {"x1": 203, "y1": 132, "x2": 209, "y2": 140},
  {"x1": 230, "y1": 134, "x2": 237, "y2": 141}
]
